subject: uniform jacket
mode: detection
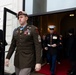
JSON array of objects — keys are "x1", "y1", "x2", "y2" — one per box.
[
  {"x1": 67, "y1": 35, "x2": 76, "y2": 61},
  {"x1": 45, "y1": 33, "x2": 59, "y2": 55},
  {"x1": 6, "y1": 24, "x2": 42, "y2": 69}
]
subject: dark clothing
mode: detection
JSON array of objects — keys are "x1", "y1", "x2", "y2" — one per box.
[
  {"x1": 6, "y1": 24, "x2": 42, "y2": 69},
  {"x1": 66, "y1": 35, "x2": 76, "y2": 75},
  {"x1": 45, "y1": 33, "x2": 59, "y2": 74},
  {"x1": 41, "y1": 38, "x2": 47, "y2": 63},
  {"x1": 45, "y1": 34, "x2": 59, "y2": 55},
  {"x1": 57, "y1": 37, "x2": 63, "y2": 62},
  {"x1": 0, "y1": 30, "x2": 7, "y2": 73},
  {"x1": 47, "y1": 53, "x2": 57, "y2": 74},
  {"x1": 0, "y1": 30, "x2": 7, "y2": 48},
  {"x1": 67, "y1": 35, "x2": 76, "y2": 61}
]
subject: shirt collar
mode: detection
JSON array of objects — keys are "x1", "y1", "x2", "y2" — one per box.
[{"x1": 20, "y1": 24, "x2": 26, "y2": 28}]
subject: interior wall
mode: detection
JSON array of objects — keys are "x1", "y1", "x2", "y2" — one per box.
[
  {"x1": 39, "y1": 10, "x2": 76, "y2": 36},
  {"x1": 60, "y1": 13, "x2": 76, "y2": 36},
  {"x1": 40, "y1": 13, "x2": 64, "y2": 35},
  {"x1": 47, "y1": 14, "x2": 60, "y2": 34},
  {"x1": 40, "y1": 15, "x2": 48, "y2": 35}
]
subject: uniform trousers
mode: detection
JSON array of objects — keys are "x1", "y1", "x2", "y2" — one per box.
[
  {"x1": 15, "y1": 67, "x2": 31, "y2": 75},
  {"x1": 47, "y1": 52, "x2": 57, "y2": 74}
]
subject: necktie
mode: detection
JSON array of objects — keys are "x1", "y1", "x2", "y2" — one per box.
[{"x1": 50, "y1": 35, "x2": 52, "y2": 45}]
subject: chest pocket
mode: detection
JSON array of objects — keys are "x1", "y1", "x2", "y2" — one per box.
[
  {"x1": 13, "y1": 30, "x2": 19, "y2": 40},
  {"x1": 52, "y1": 36, "x2": 58, "y2": 43},
  {"x1": 22, "y1": 29, "x2": 32, "y2": 41}
]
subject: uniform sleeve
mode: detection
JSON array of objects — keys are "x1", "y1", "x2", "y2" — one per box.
[
  {"x1": 6, "y1": 30, "x2": 16, "y2": 59},
  {"x1": 56, "y1": 35, "x2": 60, "y2": 46},
  {"x1": 45, "y1": 35, "x2": 48, "y2": 47},
  {"x1": 32, "y1": 27, "x2": 42, "y2": 64}
]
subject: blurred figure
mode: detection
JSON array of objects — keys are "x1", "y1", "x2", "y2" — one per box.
[
  {"x1": 42, "y1": 34, "x2": 47, "y2": 63},
  {"x1": 45, "y1": 25, "x2": 59, "y2": 75},
  {"x1": 57, "y1": 35, "x2": 63, "y2": 64},
  {"x1": 66, "y1": 28, "x2": 76, "y2": 75},
  {"x1": 0, "y1": 29, "x2": 7, "y2": 74}
]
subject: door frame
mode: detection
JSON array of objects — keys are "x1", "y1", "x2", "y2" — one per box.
[{"x1": 2, "y1": 7, "x2": 17, "y2": 75}]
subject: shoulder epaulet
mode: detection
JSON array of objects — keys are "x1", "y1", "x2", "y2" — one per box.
[
  {"x1": 31, "y1": 25, "x2": 36, "y2": 28},
  {"x1": 30, "y1": 25, "x2": 39, "y2": 34},
  {"x1": 30, "y1": 25, "x2": 38, "y2": 29}
]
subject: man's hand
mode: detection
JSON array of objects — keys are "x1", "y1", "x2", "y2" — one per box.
[
  {"x1": 44, "y1": 47, "x2": 48, "y2": 50},
  {"x1": 5, "y1": 59, "x2": 9, "y2": 67},
  {"x1": 35, "y1": 63, "x2": 41, "y2": 71}
]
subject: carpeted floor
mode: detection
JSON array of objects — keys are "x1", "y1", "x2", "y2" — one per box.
[
  {"x1": 3, "y1": 60, "x2": 71, "y2": 75},
  {"x1": 38, "y1": 60, "x2": 71, "y2": 75}
]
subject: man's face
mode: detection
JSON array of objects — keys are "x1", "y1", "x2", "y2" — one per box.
[
  {"x1": 49, "y1": 30, "x2": 54, "y2": 34},
  {"x1": 18, "y1": 15, "x2": 28, "y2": 25}
]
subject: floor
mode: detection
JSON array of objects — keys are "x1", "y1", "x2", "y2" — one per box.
[
  {"x1": 31, "y1": 71, "x2": 45, "y2": 75},
  {"x1": 4, "y1": 71, "x2": 45, "y2": 75}
]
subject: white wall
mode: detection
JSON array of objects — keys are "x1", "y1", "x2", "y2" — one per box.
[
  {"x1": 25, "y1": 0, "x2": 33, "y2": 14},
  {"x1": 0, "y1": 0, "x2": 23, "y2": 73},
  {"x1": 0, "y1": 0, "x2": 23, "y2": 29},
  {"x1": 25, "y1": 0, "x2": 76, "y2": 15},
  {"x1": 47, "y1": 0, "x2": 76, "y2": 12}
]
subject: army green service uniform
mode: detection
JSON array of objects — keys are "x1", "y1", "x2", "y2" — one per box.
[{"x1": 6, "y1": 24, "x2": 42, "y2": 69}]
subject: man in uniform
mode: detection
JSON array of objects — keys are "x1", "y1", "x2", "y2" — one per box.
[
  {"x1": 66, "y1": 29, "x2": 76, "y2": 75},
  {"x1": 45, "y1": 25, "x2": 59, "y2": 75},
  {"x1": 5, "y1": 11, "x2": 42, "y2": 75}
]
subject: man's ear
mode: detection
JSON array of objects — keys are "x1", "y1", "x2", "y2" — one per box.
[{"x1": 26, "y1": 16, "x2": 28, "y2": 21}]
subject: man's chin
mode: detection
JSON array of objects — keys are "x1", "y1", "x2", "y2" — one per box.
[{"x1": 20, "y1": 23, "x2": 24, "y2": 25}]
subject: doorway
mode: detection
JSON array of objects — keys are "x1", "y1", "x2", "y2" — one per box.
[{"x1": 2, "y1": 7, "x2": 17, "y2": 75}]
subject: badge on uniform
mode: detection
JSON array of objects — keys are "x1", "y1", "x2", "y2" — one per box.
[
  {"x1": 53, "y1": 36, "x2": 57, "y2": 39},
  {"x1": 38, "y1": 35, "x2": 41, "y2": 42},
  {"x1": 24, "y1": 29, "x2": 30, "y2": 35},
  {"x1": 27, "y1": 29, "x2": 30, "y2": 35},
  {"x1": 24, "y1": 30, "x2": 28, "y2": 35}
]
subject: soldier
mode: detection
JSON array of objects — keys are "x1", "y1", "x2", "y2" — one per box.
[
  {"x1": 5, "y1": 11, "x2": 42, "y2": 75},
  {"x1": 45, "y1": 25, "x2": 59, "y2": 75}
]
